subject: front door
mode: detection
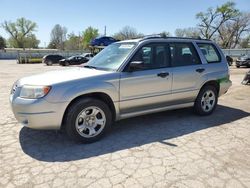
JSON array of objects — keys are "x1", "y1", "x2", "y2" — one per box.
[{"x1": 119, "y1": 43, "x2": 172, "y2": 114}]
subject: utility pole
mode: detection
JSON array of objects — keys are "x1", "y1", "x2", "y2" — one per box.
[
  {"x1": 104, "y1": 26, "x2": 106, "y2": 36},
  {"x1": 79, "y1": 31, "x2": 81, "y2": 50}
]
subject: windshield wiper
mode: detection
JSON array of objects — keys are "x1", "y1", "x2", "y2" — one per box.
[{"x1": 83, "y1": 65, "x2": 97, "y2": 69}]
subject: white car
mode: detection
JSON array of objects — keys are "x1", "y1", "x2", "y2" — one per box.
[{"x1": 81, "y1": 53, "x2": 94, "y2": 60}]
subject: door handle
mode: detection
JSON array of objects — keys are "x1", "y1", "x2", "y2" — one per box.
[
  {"x1": 157, "y1": 72, "x2": 169, "y2": 78},
  {"x1": 196, "y1": 68, "x2": 205, "y2": 73}
]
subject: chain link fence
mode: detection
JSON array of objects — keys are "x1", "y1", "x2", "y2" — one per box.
[{"x1": 222, "y1": 48, "x2": 250, "y2": 57}]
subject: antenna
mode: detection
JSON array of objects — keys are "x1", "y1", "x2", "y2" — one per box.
[{"x1": 104, "y1": 26, "x2": 106, "y2": 36}]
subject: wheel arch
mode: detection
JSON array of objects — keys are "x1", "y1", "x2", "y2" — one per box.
[
  {"x1": 199, "y1": 80, "x2": 220, "y2": 95},
  {"x1": 61, "y1": 92, "x2": 116, "y2": 130}
]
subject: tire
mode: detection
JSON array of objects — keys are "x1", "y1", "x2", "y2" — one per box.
[
  {"x1": 194, "y1": 85, "x2": 218, "y2": 116},
  {"x1": 65, "y1": 62, "x2": 70, "y2": 66},
  {"x1": 236, "y1": 65, "x2": 240, "y2": 68},
  {"x1": 64, "y1": 98, "x2": 112, "y2": 143},
  {"x1": 47, "y1": 61, "x2": 53, "y2": 66}
]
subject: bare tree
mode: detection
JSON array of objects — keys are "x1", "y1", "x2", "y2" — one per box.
[
  {"x1": 48, "y1": 24, "x2": 67, "y2": 50},
  {"x1": 240, "y1": 35, "x2": 250, "y2": 48},
  {"x1": 218, "y1": 13, "x2": 250, "y2": 48},
  {"x1": 196, "y1": 1, "x2": 239, "y2": 39},
  {"x1": 113, "y1": 26, "x2": 144, "y2": 40},
  {"x1": 175, "y1": 27, "x2": 200, "y2": 38},
  {"x1": 1, "y1": 17, "x2": 37, "y2": 49}
]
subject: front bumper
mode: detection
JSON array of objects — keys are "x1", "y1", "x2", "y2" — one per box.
[{"x1": 10, "y1": 92, "x2": 68, "y2": 130}]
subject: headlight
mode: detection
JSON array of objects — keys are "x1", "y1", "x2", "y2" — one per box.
[{"x1": 20, "y1": 85, "x2": 51, "y2": 99}]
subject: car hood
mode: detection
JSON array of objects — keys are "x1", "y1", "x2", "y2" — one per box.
[{"x1": 18, "y1": 67, "x2": 111, "y2": 86}]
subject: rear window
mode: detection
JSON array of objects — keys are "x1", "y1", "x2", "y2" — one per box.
[{"x1": 197, "y1": 43, "x2": 221, "y2": 63}]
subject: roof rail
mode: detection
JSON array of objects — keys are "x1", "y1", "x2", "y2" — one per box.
[
  {"x1": 165, "y1": 36, "x2": 211, "y2": 41},
  {"x1": 139, "y1": 35, "x2": 211, "y2": 41}
]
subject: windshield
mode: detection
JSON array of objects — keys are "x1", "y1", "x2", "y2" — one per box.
[{"x1": 87, "y1": 42, "x2": 136, "y2": 71}]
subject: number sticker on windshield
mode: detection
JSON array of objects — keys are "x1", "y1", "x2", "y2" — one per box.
[{"x1": 119, "y1": 44, "x2": 134, "y2": 49}]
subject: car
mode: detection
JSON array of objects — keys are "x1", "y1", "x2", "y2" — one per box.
[
  {"x1": 42, "y1": 54, "x2": 64, "y2": 65},
  {"x1": 59, "y1": 55, "x2": 89, "y2": 66},
  {"x1": 236, "y1": 54, "x2": 250, "y2": 68},
  {"x1": 81, "y1": 53, "x2": 94, "y2": 60},
  {"x1": 10, "y1": 36, "x2": 232, "y2": 143},
  {"x1": 226, "y1": 55, "x2": 233, "y2": 66},
  {"x1": 90, "y1": 36, "x2": 117, "y2": 46}
]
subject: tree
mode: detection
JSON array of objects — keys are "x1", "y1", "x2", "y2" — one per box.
[
  {"x1": 196, "y1": 1, "x2": 239, "y2": 39},
  {"x1": 240, "y1": 35, "x2": 250, "y2": 48},
  {"x1": 0, "y1": 36, "x2": 6, "y2": 49},
  {"x1": 82, "y1": 26, "x2": 99, "y2": 49},
  {"x1": 65, "y1": 33, "x2": 82, "y2": 50},
  {"x1": 160, "y1": 31, "x2": 171, "y2": 37},
  {"x1": 48, "y1": 24, "x2": 67, "y2": 50},
  {"x1": 1, "y1": 17, "x2": 38, "y2": 49},
  {"x1": 113, "y1": 26, "x2": 144, "y2": 40},
  {"x1": 23, "y1": 34, "x2": 40, "y2": 48},
  {"x1": 8, "y1": 33, "x2": 40, "y2": 48},
  {"x1": 218, "y1": 13, "x2": 250, "y2": 48},
  {"x1": 175, "y1": 27, "x2": 200, "y2": 38}
]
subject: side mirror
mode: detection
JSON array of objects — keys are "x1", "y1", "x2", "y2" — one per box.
[{"x1": 128, "y1": 61, "x2": 144, "y2": 72}]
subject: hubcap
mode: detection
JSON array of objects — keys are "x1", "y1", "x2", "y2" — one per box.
[
  {"x1": 75, "y1": 106, "x2": 106, "y2": 138},
  {"x1": 201, "y1": 90, "x2": 215, "y2": 112}
]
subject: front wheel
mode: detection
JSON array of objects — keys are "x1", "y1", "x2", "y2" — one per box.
[
  {"x1": 46, "y1": 61, "x2": 53, "y2": 66},
  {"x1": 64, "y1": 98, "x2": 112, "y2": 143},
  {"x1": 194, "y1": 85, "x2": 218, "y2": 116}
]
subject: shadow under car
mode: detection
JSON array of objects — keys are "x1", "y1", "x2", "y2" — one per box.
[{"x1": 19, "y1": 105, "x2": 250, "y2": 162}]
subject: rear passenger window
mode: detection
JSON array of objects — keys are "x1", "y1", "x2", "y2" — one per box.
[
  {"x1": 170, "y1": 43, "x2": 201, "y2": 67},
  {"x1": 197, "y1": 43, "x2": 221, "y2": 63}
]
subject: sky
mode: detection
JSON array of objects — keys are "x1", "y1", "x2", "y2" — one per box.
[{"x1": 0, "y1": 0, "x2": 249, "y2": 47}]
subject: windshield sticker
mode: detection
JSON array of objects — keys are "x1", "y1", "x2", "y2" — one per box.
[{"x1": 119, "y1": 44, "x2": 134, "y2": 49}]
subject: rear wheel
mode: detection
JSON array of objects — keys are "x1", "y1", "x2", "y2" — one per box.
[
  {"x1": 64, "y1": 98, "x2": 112, "y2": 143},
  {"x1": 194, "y1": 85, "x2": 218, "y2": 116}
]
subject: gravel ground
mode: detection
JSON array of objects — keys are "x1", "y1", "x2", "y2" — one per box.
[{"x1": 0, "y1": 60, "x2": 250, "y2": 188}]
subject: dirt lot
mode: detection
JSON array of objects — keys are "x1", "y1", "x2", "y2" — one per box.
[{"x1": 0, "y1": 60, "x2": 250, "y2": 188}]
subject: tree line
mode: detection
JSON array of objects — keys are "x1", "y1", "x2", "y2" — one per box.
[{"x1": 1, "y1": 1, "x2": 249, "y2": 50}]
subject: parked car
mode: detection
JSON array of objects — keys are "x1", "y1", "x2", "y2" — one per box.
[
  {"x1": 236, "y1": 54, "x2": 250, "y2": 68},
  {"x1": 10, "y1": 36, "x2": 231, "y2": 143},
  {"x1": 42, "y1": 54, "x2": 64, "y2": 65},
  {"x1": 59, "y1": 55, "x2": 89, "y2": 66},
  {"x1": 91, "y1": 36, "x2": 117, "y2": 46},
  {"x1": 81, "y1": 53, "x2": 94, "y2": 60},
  {"x1": 226, "y1": 55, "x2": 233, "y2": 66}
]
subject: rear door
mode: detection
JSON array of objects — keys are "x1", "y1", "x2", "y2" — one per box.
[{"x1": 170, "y1": 42, "x2": 205, "y2": 104}]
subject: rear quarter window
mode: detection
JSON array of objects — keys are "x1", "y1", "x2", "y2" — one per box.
[{"x1": 197, "y1": 43, "x2": 221, "y2": 63}]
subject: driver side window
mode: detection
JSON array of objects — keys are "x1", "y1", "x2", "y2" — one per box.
[{"x1": 130, "y1": 44, "x2": 169, "y2": 70}]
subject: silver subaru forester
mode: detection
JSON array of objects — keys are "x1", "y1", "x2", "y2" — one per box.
[{"x1": 10, "y1": 36, "x2": 232, "y2": 143}]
